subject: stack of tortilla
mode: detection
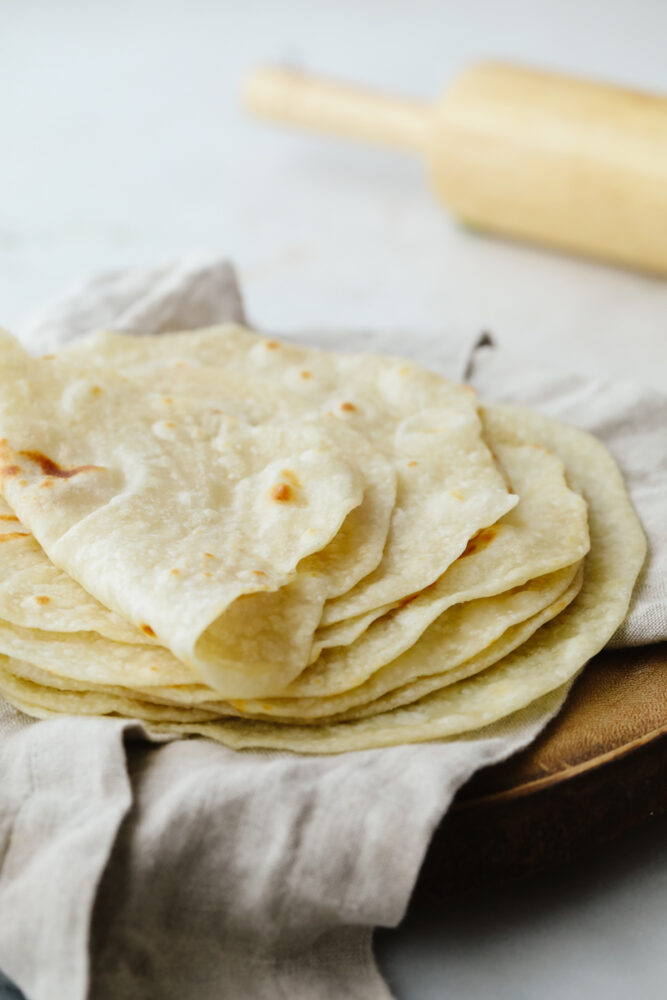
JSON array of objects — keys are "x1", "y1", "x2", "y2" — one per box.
[{"x1": 0, "y1": 325, "x2": 645, "y2": 753}]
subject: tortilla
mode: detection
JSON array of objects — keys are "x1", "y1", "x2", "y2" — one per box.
[
  {"x1": 0, "y1": 428, "x2": 587, "y2": 714},
  {"x1": 0, "y1": 331, "x2": 644, "y2": 752},
  {"x1": 220, "y1": 562, "x2": 582, "y2": 721},
  {"x1": 0, "y1": 658, "x2": 215, "y2": 723},
  {"x1": 319, "y1": 563, "x2": 584, "y2": 722},
  {"x1": 0, "y1": 331, "x2": 376, "y2": 697},
  {"x1": 128, "y1": 407, "x2": 645, "y2": 751},
  {"x1": 0, "y1": 496, "x2": 160, "y2": 643},
  {"x1": 222, "y1": 436, "x2": 590, "y2": 707},
  {"x1": 0, "y1": 564, "x2": 583, "y2": 731},
  {"x1": 0, "y1": 414, "x2": 396, "y2": 688},
  {"x1": 61, "y1": 326, "x2": 518, "y2": 623}
]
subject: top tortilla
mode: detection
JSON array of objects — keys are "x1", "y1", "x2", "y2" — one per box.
[
  {"x1": 61, "y1": 325, "x2": 518, "y2": 623},
  {"x1": 0, "y1": 331, "x2": 376, "y2": 697}
]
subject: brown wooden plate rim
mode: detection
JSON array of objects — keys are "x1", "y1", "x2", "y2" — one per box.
[{"x1": 453, "y1": 721, "x2": 667, "y2": 811}]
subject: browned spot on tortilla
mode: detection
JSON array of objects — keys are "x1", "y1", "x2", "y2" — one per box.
[
  {"x1": 18, "y1": 479, "x2": 27, "y2": 487},
  {"x1": 40, "y1": 480, "x2": 55, "y2": 489},
  {"x1": 18, "y1": 451, "x2": 104, "y2": 480},
  {"x1": 265, "y1": 340, "x2": 280, "y2": 350},
  {"x1": 1, "y1": 465, "x2": 20, "y2": 478},
  {"x1": 141, "y1": 624, "x2": 156, "y2": 637},
  {"x1": 399, "y1": 366, "x2": 412, "y2": 376},
  {"x1": 253, "y1": 570, "x2": 267, "y2": 577},
  {"x1": 0, "y1": 532, "x2": 29, "y2": 542},
  {"x1": 407, "y1": 460, "x2": 418, "y2": 467},
  {"x1": 204, "y1": 552, "x2": 215, "y2": 559},
  {"x1": 270, "y1": 483, "x2": 293, "y2": 502},
  {"x1": 34, "y1": 595, "x2": 50, "y2": 605},
  {"x1": 279, "y1": 469, "x2": 301, "y2": 488},
  {"x1": 163, "y1": 396, "x2": 173, "y2": 405},
  {"x1": 170, "y1": 568, "x2": 180, "y2": 576},
  {"x1": 340, "y1": 401, "x2": 356, "y2": 412},
  {"x1": 204, "y1": 572, "x2": 213, "y2": 578},
  {"x1": 41, "y1": 354, "x2": 56, "y2": 360},
  {"x1": 300, "y1": 370, "x2": 311, "y2": 379},
  {"x1": 92, "y1": 386, "x2": 102, "y2": 396},
  {"x1": 451, "y1": 490, "x2": 464, "y2": 500},
  {"x1": 0, "y1": 515, "x2": 19, "y2": 522},
  {"x1": 164, "y1": 421, "x2": 176, "y2": 428},
  {"x1": 211, "y1": 409, "x2": 222, "y2": 415},
  {"x1": 461, "y1": 525, "x2": 500, "y2": 558}
]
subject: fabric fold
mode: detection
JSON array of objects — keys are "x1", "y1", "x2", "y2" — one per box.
[
  {"x1": 0, "y1": 714, "x2": 134, "y2": 1000},
  {"x1": 88, "y1": 693, "x2": 565, "y2": 1000}
]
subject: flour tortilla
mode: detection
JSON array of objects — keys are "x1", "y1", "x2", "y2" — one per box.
[
  {"x1": 0, "y1": 407, "x2": 396, "y2": 681},
  {"x1": 0, "y1": 408, "x2": 644, "y2": 751},
  {"x1": 61, "y1": 326, "x2": 518, "y2": 622},
  {"x1": 0, "y1": 331, "x2": 374, "y2": 697},
  {"x1": 224, "y1": 437, "x2": 590, "y2": 706},
  {"x1": 140, "y1": 407, "x2": 646, "y2": 751},
  {"x1": 0, "y1": 617, "x2": 194, "y2": 686},
  {"x1": 220, "y1": 562, "x2": 582, "y2": 721},
  {"x1": 3, "y1": 657, "x2": 206, "y2": 705},
  {"x1": 0, "y1": 564, "x2": 582, "y2": 727},
  {"x1": 0, "y1": 429, "x2": 587, "y2": 712},
  {"x1": 4, "y1": 561, "x2": 580, "y2": 724},
  {"x1": 0, "y1": 496, "x2": 157, "y2": 643},
  {"x1": 0, "y1": 658, "x2": 215, "y2": 723},
  {"x1": 309, "y1": 563, "x2": 584, "y2": 723}
]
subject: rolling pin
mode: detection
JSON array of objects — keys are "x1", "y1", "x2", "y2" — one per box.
[{"x1": 244, "y1": 63, "x2": 667, "y2": 275}]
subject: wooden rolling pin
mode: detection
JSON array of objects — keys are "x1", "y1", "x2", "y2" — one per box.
[{"x1": 244, "y1": 63, "x2": 667, "y2": 275}]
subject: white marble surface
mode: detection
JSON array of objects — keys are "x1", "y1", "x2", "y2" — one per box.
[{"x1": 1, "y1": 2, "x2": 666, "y2": 998}]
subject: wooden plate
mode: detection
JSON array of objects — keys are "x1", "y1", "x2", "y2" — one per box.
[{"x1": 419, "y1": 643, "x2": 667, "y2": 891}]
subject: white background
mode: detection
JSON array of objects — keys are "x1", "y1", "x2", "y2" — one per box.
[{"x1": 1, "y1": 1, "x2": 666, "y2": 997}]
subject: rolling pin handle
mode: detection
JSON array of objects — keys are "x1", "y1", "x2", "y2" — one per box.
[{"x1": 243, "y1": 66, "x2": 431, "y2": 154}]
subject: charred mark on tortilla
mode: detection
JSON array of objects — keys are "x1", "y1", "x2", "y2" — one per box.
[
  {"x1": 270, "y1": 483, "x2": 293, "y2": 502},
  {"x1": 18, "y1": 451, "x2": 105, "y2": 479}
]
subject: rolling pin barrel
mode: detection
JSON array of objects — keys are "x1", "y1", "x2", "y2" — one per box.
[
  {"x1": 430, "y1": 63, "x2": 667, "y2": 274},
  {"x1": 244, "y1": 62, "x2": 667, "y2": 274}
]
